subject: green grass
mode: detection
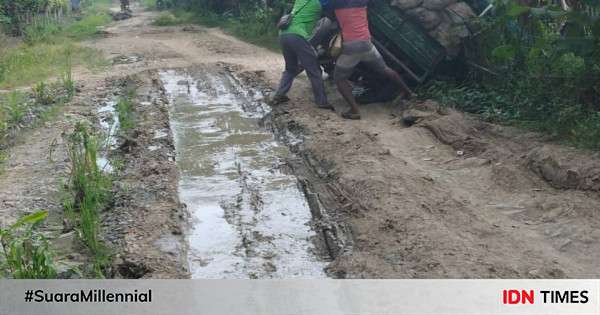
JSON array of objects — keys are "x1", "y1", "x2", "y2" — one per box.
[
  {"x1": 0, "y1": 43, "x2": 106, "y2": 89},
  {"x1": 0, "y1": 91, "x2": 29, "y2": 139},
  {"x1": 0, "y1": 51, "x2": 76, "y2": 144},
  {"x1": 418, "y1": 80, "x2": 600, "y2": 150},
  {"x1": 0, "y1": 150, "x2": 7, "y2": 174},
  {"x1": 152, "y1": 10, "x2": 280, "y2": 51},
  {"x1": 141, "y1": 0, "x2": 158, "y2": 10},
  {"x1": 0, "y1": 211, "x2": 57, "y2": 279},
  {"x1": 0, "y1": 2, "x2": 111, "y2": 89},
  {"x1": 63, "y1": 14, "x2": 113, "y2": 41},
  {"x1": 63, "y1": 123, "x2": 112, "y2": 277},
  {"x1": 116, "y1": 96, "x2": 135, "y2": 132}
]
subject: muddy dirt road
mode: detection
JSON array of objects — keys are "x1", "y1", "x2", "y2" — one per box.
[{"x1": 2, "y1": 3, "x2": 600, "y2": 278}]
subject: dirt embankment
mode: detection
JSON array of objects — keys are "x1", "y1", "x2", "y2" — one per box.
[
  {"x1": 103, "y1": 73, "x2": 188, "y2": 278},
  {"x1": 263, "y1": 96, "x2": 600, "y2": 278}
]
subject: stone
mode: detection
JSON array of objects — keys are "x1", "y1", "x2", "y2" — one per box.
[
  {"x1": 391, "y1": 0, "x2": 424, "y2": 10},
  {"x1": 406, "y1": 7, "x2": 442, "y2": 30},
  {"x1": 446, "y1": 2, "x2": 476, "y2": 19},
  {"x1": 422, "y1": 0, "x2": 457, "y2": 10}
]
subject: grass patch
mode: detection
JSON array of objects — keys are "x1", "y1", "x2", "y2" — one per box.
[
  {"x1": 1, "y1": 52, "x2": 76, "y2": 143},
  {"x1": 0, "y1": 150, "x2": 7, "y2": 174},
  {"x1": 0, "y1": 211, "x2": 57, "y2": 279},
  {"x1": 116, "y1": 95, "x2": 135, "y2": 132},
  {"x1": 0, "y1": 43, "x2": 106, "y2": 89},
  {"x1": 0, "y1": 91, "x2": 29, "y2": 140},
  {"x1": 141, "y1": 0, "x2": 158, "y2": 10},
  {"x1": 152, "y1": 10, "x2": 196, "y2": 26},
  {"x1": 63, "y1": 123, "x2": 112, "y2": 277},
  {"x1": 62, "y1": 14, "x2": 113, "y2": 41},
  {"x1": 418, "y1": 80, "x2": 600, "y2": 150},
  {"x1": 0, "y1": 1, "x2": 111, "y2": 89},
  {"x1": 152, "y1": 10, "x2": 280, "y2": 51}
]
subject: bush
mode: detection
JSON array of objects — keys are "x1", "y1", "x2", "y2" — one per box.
[{"x1": 423, "y1": 0, "x2": 600, "y2": 149}]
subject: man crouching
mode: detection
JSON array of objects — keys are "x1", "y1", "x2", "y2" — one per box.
[{"x1": 333, "y1": 0, "x2": 412, "y2": 120}]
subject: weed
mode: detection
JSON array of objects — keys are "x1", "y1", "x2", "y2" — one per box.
[
  {"x1": 63, "y1": 14, "x2": 112, "y2": 41},
  {"x1": 0, "y1": 42, "x2": 106, "y2": 89},
  {"x1": 0, "y1": 150, "x2": 7, "y2": 174},
  {"x1": 152, "y1": 9, "x2": 280, "y2": 50},
  {"x1": 0, "y1": 0, "x2": 111, "y2": 89},
  {"x1": 33, "y1": 81, "x2": 55, "y2": 105},
  {"x1": 0, "y1": 211, "x2": 57, "y2": 279},
  {"x1": 116, "y1": 96, "x2": 135, "y2": 132},
  {"x1": 63, "y1": 123, "x2": 112, "y2": 277},
  {"x1": 152, "y1": 12, "x2": 189, "y2": 26},
  {"x1": 3, "y1": 91, "x2": 27, "y2": 126},
  {"x1": 142, "y1": 0, "x2": 158, "y2": 10},
  {"x1": 61, "y1": 47, "x2": 75, "y2": 100}
]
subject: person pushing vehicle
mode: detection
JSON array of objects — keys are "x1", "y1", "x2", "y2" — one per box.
[
  {"x1": 333, "y1": 0, "x2": 412, "y2": 120},
  {"x1": 270, "y1": 0, "x2": 333, "y2": 110}
]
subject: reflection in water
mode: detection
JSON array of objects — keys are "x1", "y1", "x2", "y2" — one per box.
[{"x1": 160, "y1": 70, "x2": 325, "y2": 279}]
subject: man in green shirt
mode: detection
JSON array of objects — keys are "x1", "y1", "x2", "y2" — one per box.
[{"x1": 271, "y1": 0, "x2": 331, "y2": 109}]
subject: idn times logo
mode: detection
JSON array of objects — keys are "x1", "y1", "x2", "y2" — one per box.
[{"x1": 502, "y1": 290, "x2": 589, "y2": 305}]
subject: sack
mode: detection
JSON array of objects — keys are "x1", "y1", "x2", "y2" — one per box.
[
  {"x1": 329, "y1": 33, "x2": 343, "y2": 58},
  {"x1": 277, "y1": 14, "x2": 293, "y2": 30}
]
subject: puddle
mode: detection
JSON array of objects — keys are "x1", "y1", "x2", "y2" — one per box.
[
  {"x1": 97, "y1": 100, "x2": 119, "y2": 172},
  {"x1": 160, "y1": 69, "x2": 326, "y2": 279}
]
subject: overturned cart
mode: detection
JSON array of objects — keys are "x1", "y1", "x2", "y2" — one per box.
[{"x1": 368, "y1": 0, "x2": 487, "y2": 83}]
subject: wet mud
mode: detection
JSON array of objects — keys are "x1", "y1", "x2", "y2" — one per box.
[{"x1": 159, "y1": 67, "x2": 328, "y2": 278}]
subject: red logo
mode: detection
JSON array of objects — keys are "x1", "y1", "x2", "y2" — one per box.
[{"x1": 503, "y1": 290, "x2": 535, "y2": 304}]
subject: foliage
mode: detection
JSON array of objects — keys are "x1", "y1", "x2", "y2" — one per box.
[
  {"x1": 63, "y1": 122, "x2": 112, "y2": 277},
  {"x1": 151, "y1": 0, "x2": 288, "y2": 50},
  {"x1": 0, "y1": 40, "x2": 105, "y2": 89},
  {"x1": 424, "y1": 0, "x2": 600, "y2": 149},
  {"x1": 0, "y1": 210, "x2": 57, "y2": 279},
  {"x1": 116, "y1": 94, "x2": 135, "y2": 132},
  {"x1": 1, "y1": 0, "x2": 69, "y2": 35},
  {"x1": 0, "y1": 0, "x2": 110, "y2": 88}
]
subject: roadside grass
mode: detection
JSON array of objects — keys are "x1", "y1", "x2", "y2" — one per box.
[
  {"x1": 0, "y1": 150, "x2": 7, "y2": 174},
  {"x1": 151, "y1": 10, "x2": 280, "y2": 51},
  {"x1": 141, "y1": 0, "x2": 158, "y2": 10},
  {"x1": 418, "y1": 81, "x2": 600, "y2": 150},
  {"x1": 1, "y1": 53, "x2": 76, "y2": 177},
  {"x1": 116, "y1": 95, "x2": 135, "y2": 133},
  {"x1": 0, "y1": 2, "x2": 111, "y2": 89},
  {"x1": 63, "y1": 123, "x2": 112, "y2": 277}
]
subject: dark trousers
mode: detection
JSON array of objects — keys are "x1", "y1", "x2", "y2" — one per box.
[{"x1": 276, "y1": 33, "x2": 328, "y2": 106}]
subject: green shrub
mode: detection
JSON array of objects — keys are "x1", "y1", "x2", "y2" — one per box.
[
  {"x1": 63, "y1": 123, "x2": 112, "y2": 277},
  {"x1": 116, "y1": 96, "x2": 135, "y2": 132},
  {"x1": 0, "y1": 211, "x2": 57, "y2": 279},
  {"x1": 423, "y1": 0, "x2": 600, "y2": 150}
]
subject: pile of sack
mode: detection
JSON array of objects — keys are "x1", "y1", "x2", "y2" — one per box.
[{"x1": 390, "y1": 0, "x2": 477, "y2": 56}]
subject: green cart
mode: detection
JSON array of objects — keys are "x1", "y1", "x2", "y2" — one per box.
[{"x1": 368, "y1": 0, "x2": 447, "y2": 83}]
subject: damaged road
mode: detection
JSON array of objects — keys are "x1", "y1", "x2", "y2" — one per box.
[{"x1": 2, "y1": 3, "x2": 600, "y2": 279}]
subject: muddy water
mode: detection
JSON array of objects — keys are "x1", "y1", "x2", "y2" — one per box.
[
  {"x1": 160, "y1": 69, "x2": 326, "y2": 279},
  {"x1": 97, "y1": 100, "x2": 119, "y2": 173}
]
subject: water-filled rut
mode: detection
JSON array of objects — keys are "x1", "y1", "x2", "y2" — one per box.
[{"x1": 159, "y1": 69, "x2": 326, "y2": 279}]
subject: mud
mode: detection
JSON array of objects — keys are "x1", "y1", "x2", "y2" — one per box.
[
  {"x1": 103, "y1": 74, "x2": 188, "y2": 278},
  {"x1": 266, "y1": 97, "x2": 600, "y2": 278},
  {"x1": 159, "y1": 66, "x2": 327, "y2": 278}
]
